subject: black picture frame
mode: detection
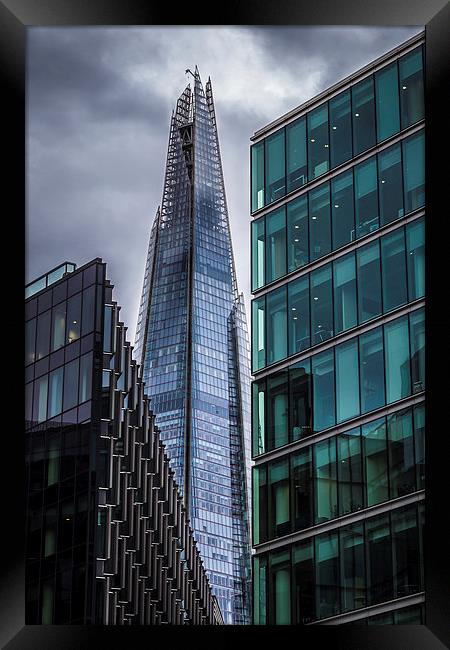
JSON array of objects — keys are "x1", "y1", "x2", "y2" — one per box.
[{"x1": 2, "y1": 1, "x2": 449, "y2": 648}]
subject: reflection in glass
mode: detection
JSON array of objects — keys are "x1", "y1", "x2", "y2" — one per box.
[
  {"x1": 366, "y1": 514, "x2": 393, "y2": 605},
  {"x1": 375, "y1": 62, "x2": 400, "y2": 141},
  {"x1": 252, "y1": 297, "x2": 266, "y2": 371},
  {"x1": 359, "y1": 327, "x2": 385, "y2": 413},
  {"x1": 314, "y1": 437, "x2": 337, "y2": 523},
  {"x1": 357, "y1": 241, "x2": 382, "y2": 323},
  {"x1": 266, "y1": 207, "x2": 286, "y2": 284},
  {"x1": 336, "y1": 339, "x2": 360, "y2": 422},
  {"x1": 293, "y1": 540, "x2": 315, "y2": 624},
  {"x1": 66, "y1": 293, "x2": 81, "y2": 345},
  {"x1": 406, "y1": 218, "x2": 425, "y2": 301},
  {"x1": 410, "y1": 309, "x2": 425, "y2": 394},
  {"x1": 288, "y1": 276, "x2": 310, "y2": 355},
  {"x1": 338, "y1": 429, "x2": 363, "y2": 515},
  {"x1": 331, "y1": 170, "x2": 355, "y2": 249},
  {"x1": 253, "y1": 466, "x2": 267, "y2": 545},
  {"x1": 267, "y1": 287, "x2": 287, "y2": 365},
  {"x1": 269, "y1": 459, "x2": 290, "y2": 539},
  {"x1": 312, "y1": 349, "x2": 335, "y2": 432},
  {"x1": 309, "y1": 183, "x2": 331, "y2": 261},
  {"x1": 252, "y1": 217, "x2": 265, "y2": 290},
  {"x1": 287, "y1": 195, "x2": 308, "y2": 271},
  {"x1": 378, "y1": 143, "x2": 404, "y2": 225},
  {"x1": 252, "y1": 379, "x2": 266, "y2": 456},
  {"x1": 392, "y1": 506, "x2": 420, "y2": 598},
  {"x1": 329, "y1": 90, "x2": 352, "y2": 168},
  {"x1": 310, "y1": 264, "x2": 333, "y2": 345},
  {"x1": 63, "y1": 358, "x2": 80, "y2": 413},
  {"x1": 403, "y1": 131, "x2": 425, "y2": 213},
  {"x1": 381, "y1": 229, "x2": 407, "y2": 312},
  {"x1": 355, "y1": 157, "x2": 379, "y2": 238},
  {"x1": 51, "y1": 303, "x2": 66, "y2": 352},
  {"x1": 340, "y1": 524, "x2": 365, "y2": 611},
  {"x1": 36, "y1": 310, "x2": 51, "y2": 361},
  {"x1": 362, "y1": 418, "x2": 388, "y2": 506},
  {"x1": 315, "y1": 532, "x2": 339, "y2": 618},
  {"x1": 388, "y1": 409, "x2": 415, "y2": 498},
  {"x1": 399, "y1": 46, "x2": 424, "y2": 129},
  {"x1": 269, "y1": 550, "x2": 291, "y2": 624},
  {"x1": 291, "y1": 448, "x2": 313, "y2": 531},
  {"x1": 265, "y1": 130, "x2": 286, "y2": 205},
  {"x1": 290, "y1": 360, "x2": 312, "y2": 441},
  {"x1": 252, "y1": 141, "x2": 265, "y2": 212},
  {"x1": 307, "y1": 104, "x2": 329, "y2": 179},
  {"x1": 286, "y1": 117, "x2": 307, "y2": 192},
  {"x1": 333, "y1": 253, "x2": 357, "y2": 334},
  {"x1": 384, "y1": 316, "x2": 411, "y2": 403},
  {"x1": 267, "y1": 371, "x2": 289, "y2": 450},
  {"x1": 352, "y1": 77, "x2": 376, "y2": 155},
  {"x1": 48, "y1": 367, "x2": 63, "y2": 418}
]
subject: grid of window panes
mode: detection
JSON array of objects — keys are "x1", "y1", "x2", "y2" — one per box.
[
  {"x1": 251, "y1": 129, "x2": 424, "y2": 291},
  {"x1": 253, "y1": 501, "x2": 424, "y2": 624},
  {"x1": 251, "y1": 44, "x2": 424, "y2": 214},
  {"x1": 253, "y1": 403, "x2": 424, "y2": 545},
  {"x1": 252, "y1": 307, "x2": 424, "y2": 454},
  {"x1": 251, "y1": 220, "x2": 424, "y2": 373},
  {"x1": 25, "y1": 261, "x2": 103, "y2": 624}
]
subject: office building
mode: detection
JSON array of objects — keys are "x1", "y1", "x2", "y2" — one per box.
[
  {"x1": 134, "y1": 68, "x2": 251, "y2": 624},
  {"x1": 250, "y1": 33, "x2": 425, "y2": 625},
  {"x1": 25, "y1": 259, "x2": 223, "y2": 625}
]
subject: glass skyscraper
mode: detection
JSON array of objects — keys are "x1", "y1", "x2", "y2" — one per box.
[
  {"x1": 250, "y1": 32, "x2": 425, "y2": 625},
  {"x1": 134, "y1": 68, "x2": 251, "y2": 624}
]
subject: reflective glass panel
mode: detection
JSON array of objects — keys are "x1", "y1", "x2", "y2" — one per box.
[
  {"x1": 410, "y1": 308, "x2": 425, "y2": 394},
  {"x1": 252, "y1": 379, "x2": 266, "y2": 456},
  {"x1": 291, "y1": 448, "x2": 313, "y2": 531},
  {"x1": 251, "y1": 217, "x2": 265, "y2": 290},
  {"x1": 288, "y1": 275, "x2": 310, "y2": 355},
  {"x1": 352, "y1": 76, "x2": 376, "y2": 154},
  {"x1": 26, "y1": 318, "x2": 36, "y2": 366},
  {"x1": 265, "y1": 130, "x2": 286, "y2": 205},
  {"x1": 336, "y1": 338, "x2": 360, "y2": 422},
  {"x1": 252, "y1": 297, "x2": 266, "y2": 371},
  {"x1": 290, "y1": 359, "x2": 312, "y2": 441},
  {"x1": 388, "y1": 409, "x2": 415, "y2": 498},
  {"x1": 392, "y1": 506, "x2": 420, "y2": 598},
  {"x1": 362, "y1": 417, "x2": 388, "y2": 506},
  {"x1": 36, "y1": 310, "x2": 51, "y2": 360},
  {"x1": 66, "y1": 293, "x2": 81, "y2": 345},
  {"x1": 329, "y1": 89, "x2": 352, "y2": 168},
  {"x1": 333, "y1": 253, "x2": 357, "y2": 334},
  {"x1": 33, "y1": 375, "x2": 48, "y2": 423},
  {"x1": 269, "y1": 459, "x2": 290, "y2": 538},
  {"x1": 79, "y1": 353, "x2": 92, "y2": 404},
  {"x1": 269, "y1": 550, "x2": 291, "y2": 624},
  {"x1": 375, "y1": 62, "x2": 400, "y2": 141},
  {"x1": 359, "y1": 327, "x2": 385, "y2": 413},
  {"x1": 338, "y1": 429, "x2": 363, "y2": 515},
  {"x1": 63, "y1": 358, "x2": 79, "y2": 412},
  {"x1": 287, "y1": 195, "x2": 309, "y2": 271},
  {"x1": 366, "y1": 514, "x2": 393, "y2": 605},
  {"x1": 414, "y1": 404, "x2": 425, "y2": 490},
  {"x1": 309, "y1": 182, "x2": 331, "y2": 261},
  {"x1": 310, "y1": 263, "x2": 333, "y2": 345},
  {"x1": 253, "y1": 556, "x2": 267, "y2": 624},
  {"x1": 384, "y1": 316, "x2": 411, "y2": 403},
  {"x1": 314, "y1": 437, "x2": 337, "y2": 523},
  {"x1": 266, "y1": 206, "x2": 287, "y2": 284},
  {"x1": 331, "y1": 170, "x2": 355, "y2": 249},
  {"x1": 81, "y1": 285, "x2": 95, "y2": 336},
  {"x1": 406, "y1": 218, "x2": 425, "y2": 301},
  {"x1": 286, "y1": 116, "x2": 307, "y2": 192},
  {"x1": 357, "y1": 241, "x2": 382, "y2": 323},
  {"x1": 308, "y1": 104, "x2": 329, "y2": 179},
  {"x1": 48, "y1": 367, "x2": 63, "y2": 419},
  {"x1": 267, "y1": 371, "x2": 289, "y2": 450},
  {"x1": 340, "y1": 523, "x2": 366, "y2": 611},
  {"x1": 293, "y1": 540, "x2": 315, "y2": 624},
  {"x1": 252, "y1": 142, "x2": 265, "y2": 212},
  {"x1": 378, "y1": 143, "x2": 404, "y2": 225},
  {"x1": 381, "y1": 228, "x2": 407, "y2": 312},
  {"x1": 253, "y1": 466, "x2": 267, "y2": 545},
  {"x1": 51, "y1": 303, "x2": 66, "y2": 352},
  {"x1": 403, "y1": 130, "x2": 425, "y2": 212},
  {"x1": 355, "y1": 157, "x2": 379, "y2": 238},
  {"x1": 312, "y1": 349, "x2": 335, "y2": 431},
  {"x1": 399, "y1": 46, "x2": 425, "y2": 129},
  {"x1": 315, "y1": 532, "x2": 339, "y2": 618},
  {"x1": 266, "y1": 287, "x2": 287, "y2": 365}
]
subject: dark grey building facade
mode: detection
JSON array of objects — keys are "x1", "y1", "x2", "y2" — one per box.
[{"x1": 25, "y1": 258, "x2": 223, "y2": 625}]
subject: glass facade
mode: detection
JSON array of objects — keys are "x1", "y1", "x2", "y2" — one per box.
[
  {"x1": 134, "y1": 70, "x2": 251, "y2": 624},
  {"x1": 251, "y1": 36, "x2": 425, "y2": 627}
]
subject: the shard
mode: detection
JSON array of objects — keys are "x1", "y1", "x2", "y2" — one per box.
[{"x1": 134, "y1": 68, "x2": 251, "y2": 625}]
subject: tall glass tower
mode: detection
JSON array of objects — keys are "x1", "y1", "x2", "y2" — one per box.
[{"x1": 134, "y1": 68, "x2": 251, "y2": 624}]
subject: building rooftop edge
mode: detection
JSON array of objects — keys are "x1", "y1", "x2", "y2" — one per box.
[{"x1": 250, "y1": 30, "x2": 425, "y2": 142}]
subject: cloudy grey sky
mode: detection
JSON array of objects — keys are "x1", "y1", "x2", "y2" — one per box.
[{"x1": 27, "y1": 25, "x2": 422, "y2": 336}]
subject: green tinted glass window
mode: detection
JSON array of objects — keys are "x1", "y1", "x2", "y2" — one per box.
[
  {"x1": 293, "y1": 540, "x2": 315, "y2": 624},
  {"x1": 253, "y1": 466, "x2": 267, "y2": 545},
  {"x1": 252, "y1": 379, "x2": 266, "y2": 456},
  {"x1": 309, "y1": 182, "x2": 331, "y2": 261},
  {"x1": 311, "y1": 263, "x2": 333, "y2": 345},
  {"x1": 384, "y1": 316, "x2": 411, "y2": 403},
  {"x1": 340, "y1": 523, "x2": 366, "y2": 611},
  {"x1": 355, "y1": 156, "x2": 379, "y2": 238},
  {"x1": 308, "y1": 104, "x2": 329, "y2": 179},
  {"x1": 312, "y1": 349, "x2": 335, "y2": 431},
  {"x1": 378, "y1": 143, "x2": 404, "y2": 225},
  {"x1": 314, "y1": 437, "x2": 337, "y2": 523},
  {"x1": 267, "y1": 286, "x2": 287, "y2": 365},
  {"x1": 287, "y1": 195, "x2": 309, "y2": 271},
  {"x1": 315, "y1": 532, "x2": 340, "y2": 618},
  {"x1": 336, "y1": 338, "x2": 360, "y2": 423},
  {"x1": 410, "y1": 308, "x2": 425, "y2": 394},
  {"x1": 253, "y1": 555, "x2": 267, "y2": 624},
  {"x1": 291, "y1": 448, "x2": 313, "y2": 531},
  {"x1": 338, "y1": 429, "x2": 363, "y2": 515},
  {"x1": 352, "y1": 76, "x2": 376, "y2": 154},
  {"x1": 357, "y1": 241, "x2": 382, "y2": 323},
  {"x1": 381, "y1": 228, "x2": 407, "y2": 312},
  {"x1": 266, "y1": 206, "x2": 287, "y2": 284},
  {"x1": 414, "y1": 404, "x2": 425, "y2": 490},
  {"x1": 267, "y1": 371, "x2": 289, "y2": 451},
  {"x1": 269, "y1": 459, "x2": 290, "y2": 539},
  {"x1": 366, "y1": 513, "x2": 393, "y2": 605},
  {"x1": 290, "y1": 359, "x2": 312, "y2": 441},
  {"x1": 333, "y1": 253, "x2": 357, "y2": 334},
  {"x1": 331, "y1": 169, "x2": 355, "y2": 249},
  {"x1": 388, "y1": 409, "x2": 415, "y2": 499},
  {"x1": 251, "y1": 217, "x2": 265, "y2": 290},
  {"x1": 269, "y1": 550, "x2": 291, "y2": 624},
  {"x1": 359, "y1": 327, "x2": 385, "y2": 413},
  {"x1": 375, "y1": 62, "x2": 400, "y2": 141},
  {"x1": 403, "y1": 130, "x2": 425, "y2": 212},
  {"x1": 362, "y1": 417, "x2": 388, "y2": 506},
  {"x1": 288, "y1": 275, "x2": 310, "y2": 355},
  {"x1": 252, "y1": 297, "x2": 266, "y2": 372},
  {"x1": 265, "y1": 130, "x2": 286, "y2": 205},
  {"x1": 286, "y1": 116, "x2": 307, "y2": 192},
  {"x1": 252, "y1": 141, "x2": 265, "y2": 212},
  {"x1": 399, "y1": 46, "x2": 425, "y2": 129},
  {"x1": 329, "y1": 89, "x2": 352, "y2": 168},
  {"x1": 406, "y1": 218, "x2": 425, "y2": 301},
  {"x1": 392, "y1": 506, "x2": 420, "y2": 598}
]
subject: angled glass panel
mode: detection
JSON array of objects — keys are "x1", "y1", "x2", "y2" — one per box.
[
  {"x1": 291, "y1": 447, "x2": 313, "y2": 531},
  {"x1": 63, "y1": 358, "x2": 79, "y2": 412},
  {"x1": 307, "y1": 104, "x2": 329, "y2": 179},
  {"x1": 378, "y1": 143, "x2": 404, "y2": 225},
  {"x1": 359, "y1": 327, "x2": 385, "y2": 414},
  {"x1": 66, "y1": 292, "x2": 81, "y2": 345},
  {"x1": 269, "y1": 550, "x2": 291, "y2": 625},
  {"x1": 79, "y1": 353, "x2": 92, "y2": 404},
  {"x1": 252, "y1": 297, "x2": 266, "y2": 372},
  {"x1": 394, "y1": 605, "x2": 422, "y2": 624},
  {"x1": 33, "y1": 375, "x2": 48, "y2": 424},
  {"x1": 357, "y1": 241, "x2": 382, "y2": 323},
  {"x1": 81, "y1": 285, "x2": 95, "y2": 336},
  {"x1": 338, "y1": 428, "x2": 363, "y2": 516},
  {"x1": 310, "y1": 263, "x2": 333, "y2": 345},
  {"x1": 381, "y1": 228, "x2": 407, "y2": 312},
  {"x1": 252, "y1": 379, "x2": 266, "y2": 456},
  {"x1": 268, "y1": 459, "x2": 290, "y2": 539},
  {"x1": 384, "y1": 315, "x2": 411, "y2": 403},
  {"x1": 388, "y1": 408, "x2": 415, "y2": 498},
  {"x1": 252, "y1": 141, "x2": 265, "y2": 212},
  {"x1": 48, "y1": 367, "x2": 63, "y2": 419},
  {"x1": 265, "y1": 130, "x2": 286, "y2": 205},
  {"x1": 340, "y1": 523, "x2": 366, "y2": 611},
  {"x1": 315, "y1": 532, "x2": 339, "y2": 618},
  {"x1": 253, "y1": 466, "x2": 267, "y2": 545},
  {"x1": 290, "y1": 359, "x2": 312, "y2": 441},
  {"x1": 314, "y1": 437, "x2": 337, "y2": 523},
  {"x1": 355, "y1": 156, "x2": 379, "y2": 238},
  {"x1": 253, "y1": 556, "x2": 267, "y2": 624},
  {"x1": 312, "y1": 349, "x2": 335, "y2": 432},
  {"x1": 286, "y1": 116, "x2": 307, "y2": 192},
  {"x1": 51, "y1": 302, "x2": 66, "y2": 352},
  {"x1": 392, "y1": 506, "x2": 420, "y2": 598},
  {"x1": 266, "y1": 206, "x2": 287, "y2": 284},
  {"x1": 267, "y1": 371, "x2": 289, "y2": 451},
  {"x1": 399, "y1": 46, "x2": 425, "y2": 129},
  {"x1": 36, "y1": 310, "x2": 51, "y2": 361},
  {"x1": 414, "y1": 404, "x2": 425, "y2": 490},
  {"x1": 336, "y1": 338, "x2": 360, "y2": 423},
  {"x1": 329, "y1": 89, "x2": 352, "y2": 168},
  {"x1": 366, "y1": 513, "x2": 393, "y2": 605},
  {"x1": 309, "y1": 182, "x2": 331, "y2": 261},
  {"x1": 266, "y1": 287, "x2": 287, "y2": 365},
  {"x1": 410, "y1": 308, "x2": 425, "y2": 394},
  {"x1": 375, "y1": 62, "x2": 400, "y2": 141},
  {"x1": 333, "y1": 253, "x2": 357, "y2": 334},
  {"x1": 288, "y1": 275, "x2": 310, "y2": 355},
  {"x1": 352, "y1": 76, "x2": 376, "y2": 155},
  {"x1": 403, "y1": 130, "x2": 425, "y2": 212},
  {"x1": 362, "y1": 417, "x2": 388, "y2": 506},
  {"x1": 251, "y1": 217, "x2": 265, "y2": 290},
  {"x1": 26, "y1": 318, "x2": 36, "y2": 366},
  {"x1": 406, "y1": 217, "x2": 425, "y2": 301},
  {"x1": 331, "y1": 169, "x2": 355, "y2": 249},
  {"x1": 287, "y1": 195, "x2": 308, "y2": 272},
  {"x1": 293, "y1": 540, "x2": 315, "y2": 624}
]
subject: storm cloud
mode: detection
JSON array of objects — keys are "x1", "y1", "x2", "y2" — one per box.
[{"x1": 27, "y1": 25, "x2": 422, "y2": 336}]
